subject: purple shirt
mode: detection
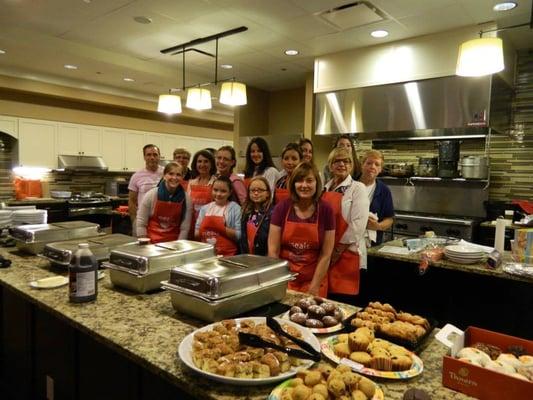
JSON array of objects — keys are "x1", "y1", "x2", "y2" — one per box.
[
  {"x1": 128, "y1": 166, "x2": 164, "y2": 207},
  {"x1": 271, "y1": 198, "x2": 335, "y2": 241}
]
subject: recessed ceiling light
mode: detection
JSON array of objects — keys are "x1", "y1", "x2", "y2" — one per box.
[
  {"x1": 64, "y1": 64, "x2": 78, "y2": 70},
  {"x1": 0, "y1": 49, "x2": 5, "y2": 54},
  {"x1": 123, "y1": 77, "x2": 135, "y2": 82},
  {"x1": 133, "y1": 16, "x2": 152, "y2": 24},
  {"x1": 284, "y1": 49, "x2": 299, "y2": 56},
  {"x1": 493, "y1": 2, "x2": 517, "y2": 11},
  {"x1": 220, "y1": 64, "x2": 233, "y2": 69},
  {"x1": 370, "y1": 30, "x2": 389, "y2": 38}
]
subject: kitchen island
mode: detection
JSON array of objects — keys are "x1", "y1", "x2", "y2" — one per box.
[
  {"x1": 365, "y1": 240, "x2": 533, "y2": 340},
  {"x1": 0, "y1": 247, "x2": 473, "y2": 400}
]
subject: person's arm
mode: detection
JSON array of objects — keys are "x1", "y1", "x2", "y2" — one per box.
[
  {"x1": 309, "y1": 229, "x2": 335, "y2": 296},
  {"x1": 135, "y1": 190, "x2": 153, "y2": 238},
  {"x1": 267, "y1": 224, "x2": 282, "y2": 258},
  {"x1": 224, "y1": 203, "x2": 241, "y2": 241},
  {"x1": 232, "y1": 178, "x2": 247, "y2": 205},
  {"x1": 178, "y1": 193, "x2": 193, "y2": 240},
  {"x1": 128, "y1": 190, "x2": 138, "y2": 221},
  {"x1": 194, "y1": 205, "x2": 207, "y2": 239},
  {"x1": 368, "y1": 216, "x2": 393, "y2": 231}
]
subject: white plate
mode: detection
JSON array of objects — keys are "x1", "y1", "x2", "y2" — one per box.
[
  {"x1": 30, "y1": 276, "x2": 68, "y2": 289},
  {"x1": 445, "y1": 255, "x2": 484, "y2": 264},
  {"x1": 177, "y1": 316, "x2": 320, "y2": 386},
  {"x1": 445, "y1": 244, "x2": 484, "y2": 254},
  {"x1": 444, "y1": 252, "x2": 484, "y2": 259}
]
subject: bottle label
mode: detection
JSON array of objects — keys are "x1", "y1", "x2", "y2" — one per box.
[{"x1": 69, "y1": 271, "x2": 95, "y2": 297}]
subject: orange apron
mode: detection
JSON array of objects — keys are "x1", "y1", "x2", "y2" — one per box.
[
  {"x1": 199, "y1": 207, "x2": 238, "y2": 256},
  {"x1": 243, "y1": 177, "x2": 251, "y2": 189},
  {"x1": 322, "y1": 190, "x2": 360, "y2": 295},
  {"x1": 274, "y1": 188, "x2": 289, "y2": 204},
  {"x1": 180, "y1": 180, "x2": 189, "y2": 191},
  {"x1": 280, "y1": 204, "x2": 327, "y2": 297},
  {"x1": 188, "y1": 184, "x2": 212, "y2": 239},
  {"x1": 246, "y1": 219, "x2": 259, "y2": 255},
  {"x1": 146, "y1": 198, "x2": 183, "y2": 244}
]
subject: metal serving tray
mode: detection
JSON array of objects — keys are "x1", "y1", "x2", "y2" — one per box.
[
  {"x1": 104, "y1": 240, "x2": 214, "y2": 275},
  {"x1": 107, "y1": 268, "x2": 170, "y2": 294},
  {"x1": 168, "y1": 254, "x2": 291, "y2": 300},
  {"x1": 162, "y1": 275, "x2": 292, "y2": 322},
  {"x1": 10, "y1": 221, "x2": 102, "y2": 255},
  {"x1": 41, "y1": 234, "x2": 137, "y2": 266}
]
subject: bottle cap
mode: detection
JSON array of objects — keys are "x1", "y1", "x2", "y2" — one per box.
[
  {"x1": 138, "y1": 238, "x2": 151, "y2": 245},
  {"x1": 78, "y1": 243, "x2": 89, "y2": 249}
]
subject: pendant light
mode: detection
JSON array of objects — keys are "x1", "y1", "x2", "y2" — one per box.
[
  {"x1": 456, "y1": 37, "x2": 504, "y2": 77},
  {"x1": 157, "y1": 93, "x2": 181, "y2": 114},
  {"x1": 219, "y1": 81, "x2": 247, "y2": 106},
  {"x1": 159, "y1": 26, "x2": 249, "y2": 112},
  {"x1": 186, "y1": 87, "x2": 212, "y2": 110}
]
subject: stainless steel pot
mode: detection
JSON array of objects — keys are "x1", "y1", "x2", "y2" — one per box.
[
  {"x1": 389, "y1": 163, "x2": 414, "y2": 177},
  {"x1": 417, "y1": 157, "x2": 438, "y2": 177},
  {"x1": 460, "y1": 156, "x2": 489, "y2": 179}
]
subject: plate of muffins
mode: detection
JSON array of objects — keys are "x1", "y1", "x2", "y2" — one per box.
[
  {"x1": 267, "y1": 362, "x2": 384, "y2": 400},
  {"x1": 320, "y1": 327, "x2": 424, "y2": 379}
]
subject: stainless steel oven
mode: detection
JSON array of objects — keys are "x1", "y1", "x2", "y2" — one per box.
[
  {"x1": 392, "y1": 213, "x2": 477, "y2": 241},
  {"x1": 66, "y1": 194, "x2": 112, "y2": 230}
]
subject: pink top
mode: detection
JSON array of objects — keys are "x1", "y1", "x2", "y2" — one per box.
[{"x1": 128, "y1": 166, "x2": 164, "y2": 207}]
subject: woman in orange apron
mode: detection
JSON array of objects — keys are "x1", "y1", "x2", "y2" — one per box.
[
  {"x1": 187, "y1": 149, "x2": 217, "y2": 240},
  {"x1": 323, "y1": 148, "x2": 369, "y2": 298},
  {"x1": 274, "y1": 143, "x2": 302, "y2": 205},
  {"x1": 268, "y1": 162, "x2": 335, "y2": 297},
  {"x1": 240, "y1": 176, "x2": 273, "y2": 255},
  {"x1": 196, "y1": 176, "x2": 241, "y2": 256},
  {"x1": 243, "y1": 137, "x2": 280, "y2": 194},
  {"x1": 135, "y1": 162, "x2": 192, "y2": 243}
]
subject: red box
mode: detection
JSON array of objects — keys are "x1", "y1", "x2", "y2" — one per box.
[{"x1": 442, "y1": 326, "x2": 533, "y2": 400}]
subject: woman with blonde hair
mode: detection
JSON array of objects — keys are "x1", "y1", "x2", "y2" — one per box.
[
  {"x1": 323, "y1": 147, "x2": 369, "y2": 298},
  {"x1": 268, "y1": 162, "x2": 335, "y2": 297}
]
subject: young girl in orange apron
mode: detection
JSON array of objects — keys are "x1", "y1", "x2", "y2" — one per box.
[
  {"x1": 197, "y1": 177, "x2": 241, "y2": 257},
  {"x1": 146, "y1": 194, "x2": 184, "y2": 244},
  {"x1": 241, "y1": 176, "x2": 272, "y2": 255},
  {"x1": 280, "y1": 205, "x2": 328, "y2": 297},
  {"x1": 274, "y1": 143, "x2": 302, "y2": 204}
]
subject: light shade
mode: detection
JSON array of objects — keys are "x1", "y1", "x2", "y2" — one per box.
[
  {"x1": 186, "y1": 88, "x2": 212, "y2": 110},
  {"x1": 456, "y1": 37, "x2": 504, "y2": 77},
  {"x1": 157, "y1": 94, "x2": 182, "y2": 114},
  {"x1": 219, "y1": 82, "x2": 247, "y2": 106}
]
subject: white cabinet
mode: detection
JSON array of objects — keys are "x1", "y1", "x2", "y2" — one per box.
[
  {"x1": 102, "y1": 128, "x2": 145, "y2": 172},
  {"x1": 18, "y1": 118, "x2": 56, "y2": 168},
  {"x1": 145, "y1": 133, "x2": 167, "y2": 159},
  {"x1": 0, "y1": 115, "x2": 18, "y2": 138},
  {"x1": 57, "y1": 123, "x2": 102, "y2": 156}
]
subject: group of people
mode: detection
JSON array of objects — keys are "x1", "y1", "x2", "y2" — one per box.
[{"x1": 127, "y1": 135, "x2": 394, "y2": 300}]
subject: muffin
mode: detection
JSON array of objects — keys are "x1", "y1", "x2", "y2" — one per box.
[
  {"x1": 349, "y1": 351, "x2": 372, "y2": 366},
  {"x1": 371, "y1": 354, "x2": 393, "y2": 371},
  {"x1": 348, "y1": 332, "x2": 371, "y2": 352},
  {"x1": 334, "y1": 341, "x2": 351, "y2": 358},
  {"x1": 391, "y1": 355, "x2": 413, "y2": 371}
]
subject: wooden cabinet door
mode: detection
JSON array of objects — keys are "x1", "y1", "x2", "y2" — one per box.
[
  {"x1": 57, "y1": 123, "x2": 80, "y2": 156},
  {"x1": 123, "y1": 131, "x2": 145, "y2": 172},
  {"x1": 79, "y1": 126, "x2": 102, "y2": 156},
  {"x1": 18, "y1": 118, "x2": 57, "y2": 168},
  {"x1": 102, "y1": 128, "x2": 125, "y2": 171}
]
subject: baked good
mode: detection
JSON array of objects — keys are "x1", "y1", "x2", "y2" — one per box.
[
  {"x1": 403, "y1": 388, "x2": 432, "y2": 400},
  {"x1": 392, "y1": 354, "x2": 413, "y2": 371},
  {"x1": 485, "y1": 360, "x2": 516, "y2": 375},
  {"x1": 349, "y1": 351, "x2": 372, "y2": 366},
  {"x1": 519, "y1": 355, "x2": 533, "y2": 366},
  {"x1": 333, "y1": 341, "x2": 351, "y2": 358},
  {"x1": 472, "y1": 342, "x2": 502, "y2": 360},
  {"x1": 348, "y1": 332, "x2": 371, "y2": 352},
  {"x1": 370, "y1": 354, "x2": 393, "y2": 371},
  {"x1": 497, "y1": 353, "x2": 522, "y2": 370},
  {"x1": 290, "y1": 296, "x2": 343, "y2": 328},
  {"x1": 456, "y1": 347, "x2": 491, "y2": 367}
]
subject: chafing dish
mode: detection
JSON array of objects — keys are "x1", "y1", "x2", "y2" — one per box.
[
  {"x1": 9, "y1": 221, "x2": 102, "y2": 254},
  {"x1": 162, "y1": 254, "x2": 293, "y2": 321},
  {"x1": 102, "y1": 240, "x2": 214, "y2": 293},
  {"x1": 41, "y1": 234, "x2": 137, "y2": 266}
]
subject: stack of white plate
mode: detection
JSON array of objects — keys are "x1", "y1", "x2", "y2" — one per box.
[
  {"x1": 0, "y1": 210, "x2": 13, "y2": 228},
  {"x1": 444, "y1": 244, "x2": 485, "y2": 264},
  {"x1": 12, "y1": 209, "x2": 48, "y2": 225}
]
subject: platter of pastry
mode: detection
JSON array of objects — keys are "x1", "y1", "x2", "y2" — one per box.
[
  {"x1": 268, "y1": 362, "x2": 384, "y2": 400},
  {"x1": 320, "y1": 327, "x2": 424, "y2": 379},
  {"x1": 345, "y1": 301, "x2": 435, "y2": 351},
  {"x1": 178, "y1": 317, "x2": 321, "y2": 385},
  {"x1": 281, "y1": 296, "x2": 348, "y2": 334}
]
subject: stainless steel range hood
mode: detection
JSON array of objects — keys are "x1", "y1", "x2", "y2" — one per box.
[
  {"x1": 58, "y1": 155, "x2": 108, "y2": 172},
  {"x1": 314, "y1": 75, "x2": 513, "y2": 141}
]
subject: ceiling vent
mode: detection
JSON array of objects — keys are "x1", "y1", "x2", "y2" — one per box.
[{"x1": 315, "y1": 1, "x2": 388, "y2": 31}]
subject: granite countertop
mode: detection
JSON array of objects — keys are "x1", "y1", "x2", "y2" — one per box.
[
  {"x1": 0, "y1": 247, "x2": 473, "y2": 400},
  {"x1": 368, "y1": 240, "x2": 532, "y2": 284}
]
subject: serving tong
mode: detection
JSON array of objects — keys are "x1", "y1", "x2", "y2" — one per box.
[{"x1": 238, "y1": 317, "x2": 321, "y2": 361}]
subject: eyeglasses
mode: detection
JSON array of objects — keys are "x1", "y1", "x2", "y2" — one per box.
[
  {"x1": 333, "y1": 158, "x2": 352, "y2": 165},
  {"x1": 249, "y1": 188, "x2": 268, "y2": 194}
]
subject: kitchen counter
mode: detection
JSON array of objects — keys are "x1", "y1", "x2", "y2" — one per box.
[
  {"x1": 368, "y1": 239, "x2": 531, "y2": 284},
  {"x1": 0, "y1": 247, "x2": 472, "y2": 400},
  {"x1": 6, "y1": 198, "x2": 67, "y2": 205}
]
